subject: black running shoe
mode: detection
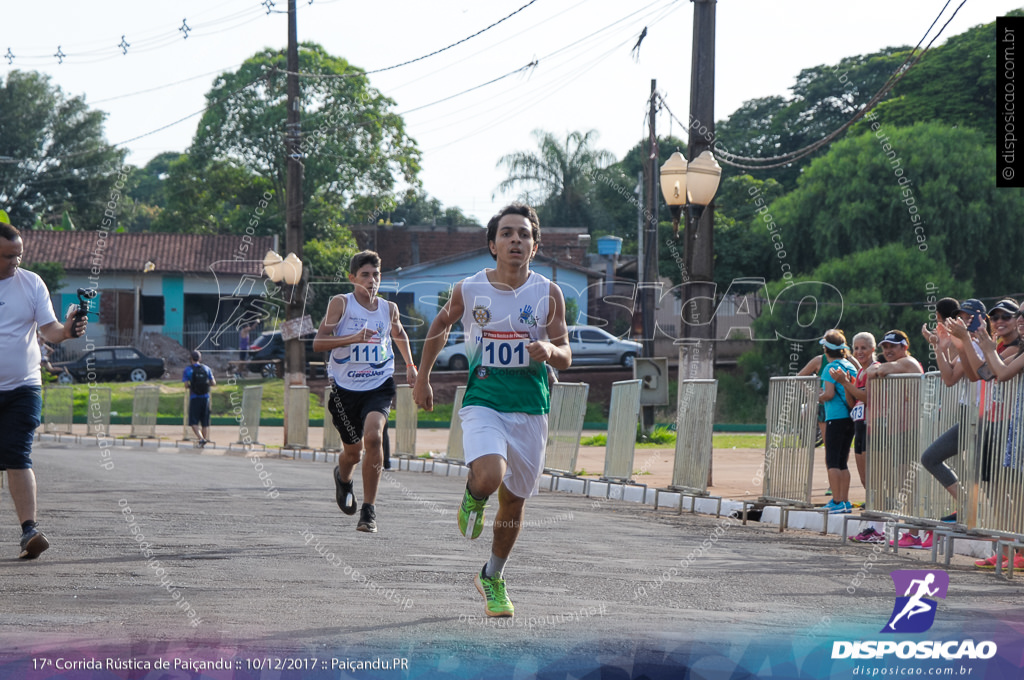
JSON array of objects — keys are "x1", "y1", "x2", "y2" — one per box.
[
  {"x1": 19, "y1": 527, "x2": 49, "y2": 559},
  {"x1": 334, "y1": 467, "x2": 357, "y2": 515},
  {"x1": 357, "y1": 505, "x2": 377, "y2": 533},
  {"x1": 941, "y1": 511, "x2": 958, "y2": 523}
]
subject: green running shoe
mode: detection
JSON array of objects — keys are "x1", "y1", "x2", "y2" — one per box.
[
  {"x1": 475, "y1": 565, "x2": 514, "y2": 617},
  {"x1": 458, "y1": 486, "x2": 488, "y2": 539}
]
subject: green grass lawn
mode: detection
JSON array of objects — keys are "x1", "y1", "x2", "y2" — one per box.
[
  {"x1": 50, "y1": 379, "x2": 326, "y2": 421},
  {"x1": 581, "y1": 431, "x2": 766, "y2": 449},
  {"x1": 48, "y1": 382, "x2": 772, "y2": 444}
]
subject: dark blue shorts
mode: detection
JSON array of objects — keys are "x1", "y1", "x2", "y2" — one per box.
[
  {"x1": 0, "y1": 386, "x2": 42, "y2": 470},
  {"x1": 188, "y1": 396, "x2": 211, "y2": 426}
]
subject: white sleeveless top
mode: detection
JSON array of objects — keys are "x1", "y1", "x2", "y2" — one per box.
[
  {"x1": 327, "y1": 293, "x2": 394, "y2": 391},
  {"x1": 460, "y1": 269, "x2": 552, "y2": 414}
]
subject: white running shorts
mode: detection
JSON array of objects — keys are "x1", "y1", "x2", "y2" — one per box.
[{"x1": 459, "y1": 405, "x2": 548, "y2": 499}]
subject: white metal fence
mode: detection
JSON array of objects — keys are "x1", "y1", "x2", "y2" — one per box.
[
  {"x1": 42, "y1": 386, "x2": 73, "y2": 435},
  {"x1": 669, "y1": 379, "x2": 718, "y2": 494},
  {"x1": 760, "y1": 376, "x2": 819, "y2": 506},
  {"x1": 394, "y1": 384, "x2": 417, "y2": 458},
  {"x1": 129, "y1": 385, "x2": 160, "y2": 438},
  {"x1": 867, "y1": 372, "x2": 1024, "y2": 543},
  {"x1": 444, "y1": 386, "x2": 467, "y2": 464},
  {"x1": 86, "y1": 386, "x2": 111, "y2": 436},
  {"x1": 602, "y1": 379, "x2": 642, "y2": 482},
  {"x1": 544, "y1": 382, "x2": 590, "y2": 477}
]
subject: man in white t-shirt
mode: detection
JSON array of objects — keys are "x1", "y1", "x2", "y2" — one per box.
[{"x1": 0, "y1": 213, "x2": 88, "y2": 558}]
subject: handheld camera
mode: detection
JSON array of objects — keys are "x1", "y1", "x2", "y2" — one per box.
[{"x1": 65, "y1": 287, "x2": 97, "y2": 338}]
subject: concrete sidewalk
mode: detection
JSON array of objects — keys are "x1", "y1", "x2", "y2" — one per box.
[{"x1": 1, "y1": 438, "x2": 1022, "y2": 679}]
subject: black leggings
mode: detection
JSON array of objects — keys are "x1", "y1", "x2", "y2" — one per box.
[{"x1": 825, "y1": 418, "x2": 855, "y2": 470}]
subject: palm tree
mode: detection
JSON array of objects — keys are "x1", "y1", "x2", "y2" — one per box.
[{"x1": 494, "y1": 129, "x2": 615, "y2": 227}]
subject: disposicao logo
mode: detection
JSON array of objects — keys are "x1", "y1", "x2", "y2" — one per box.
[
  {"x1": 882, "y1": 569, "x2": 948, "y2": 634},
  {"x1": 831, "y1": 569, "x2": 997, "y2": 661}
]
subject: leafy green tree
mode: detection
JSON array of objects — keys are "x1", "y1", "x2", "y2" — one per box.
[
  {"x1": 386, "y1": 189, "x2": 477, "y2": 226},
  {"x1": 151, "y1": 155, "x2": 281, "y2": 235},
  {"x1": 709, "y1": 174, "x2": 786, "y2": 288},
  {"x1": 21, "y1": 261, "x2": 65, "y2": 293},
  {"x1": 299, "y1": 228, "x2": 358, "y2": 326},
  {"x1": 743, "y1": 243, "x2": 970, "y2": 381},
  {"x1": 767, "y1": 122, "x2": 1020, "y2": 296},
  {"x1": 188, "y1": 43, "x2": 421, "y2": 240},
  {"x1": 714, "y1": 48, "x2": 910, "y2": 189},
  {"x1": 565, "y1": 297, "x2": 580, "y2": 326},
  {"x1": 0, "y1": 71, "x2": 125, "y2": 229},
  {"x1": 863, "y1": 15, "x2": 1020, "y2": 145},
  {"x1": 125, "y1": 151, "x2": 179, "y2": 208},
  {"x1": 589, "y1": 135, "x2": 687, "y2": 246},
  {"x1": 495, "y1": 129, "x2": 615, "y2": 227}
]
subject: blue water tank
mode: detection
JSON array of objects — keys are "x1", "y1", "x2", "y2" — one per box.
[{"x1": 597, "y1": 236, "x2": 623, "y2": 256}]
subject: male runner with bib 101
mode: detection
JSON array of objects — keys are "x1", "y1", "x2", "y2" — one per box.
[
  {"x1": 313, "y1": 251, "x2": 417, "y2": 533},
  {"x1": 414, "y1": 203, "x2": 571, "y2": 617}
]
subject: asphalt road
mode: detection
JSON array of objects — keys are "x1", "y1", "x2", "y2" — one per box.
[{"x1": 1, "y1": 440, "x2": 1023, "y2": 679}]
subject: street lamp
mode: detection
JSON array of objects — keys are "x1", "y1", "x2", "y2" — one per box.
[
  {"x1": 262, "y1": 250, "x2": 303, "y2": 286},
  {"x1": 134, "y1": 260, "x2": 156, "y2": 347},
  {"x1": 659, "y1": 150, "x2": 722, "y2": 237},
  {"x1": 262, "y1": 249, "x2": 306, "y2": 443}
]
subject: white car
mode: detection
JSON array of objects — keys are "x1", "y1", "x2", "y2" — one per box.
[
  {"x1": 434, "y1": 331, "x2": 469, "y2": 371},
  {"x1": 433, "y1": 326, "x2": 641, "y2": 370}
]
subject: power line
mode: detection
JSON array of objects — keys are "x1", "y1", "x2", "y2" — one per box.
[
  {"x1": 3, "y1": 2, "x2": 266, "y2": 66},
  {"x1": 88, "y1": 64, "x2": 246, "y2": 105},
  {"x1": 664, "y1": 0, "x2": 967, "y2": 171},
  {"x1": 414, "y1": 0, "x2": 676, "y2": 148},
  {"x1": 287, "y1": 0, "x2": 543, "y2": 80}
]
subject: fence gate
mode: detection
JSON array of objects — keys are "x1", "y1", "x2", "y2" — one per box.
[
  {"x1": 760, "y1": 376, "x2": 818, "y2": 506},
  {"x1": 602, "y1": 379, "x2": 642, "y2": 482},
  {"x1": 130, "y1": 385, "x2": 160, "y2": 439},
  {"x1": 669, "y1": 379, "x2": 718, "y2": 494},
  {"x1": 544, "y1": 382, "x2": 590, "y2": 477},
  {"x1": 230, "y1": 384, "x2": 264, "y2": 450},
  {"x1": 42, "y1": 385, "x2": 73, "y2": 435},
  {"x1": 86, "y1": 386, "x2": 111, "y2": 437},
  {"x1": 322, "y1": 386, "x2": 342, "y2": 453},
  {"x1": 395, "y1": 384, "x2": 417, "y2": 458},
  {"x1": 284, "y1": 386, "x2": 309, "y2": 449},
  {"x1": 444, "y1": 386, "x2": 467, "y2": 464}
]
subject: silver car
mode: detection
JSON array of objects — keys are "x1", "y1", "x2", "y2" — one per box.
[
  {"x1": 433, "y1": 326, "x2": 641, "y2": 369},
  {"x1": 567, "y1": 325, "x2": 641, "y2": 367}
]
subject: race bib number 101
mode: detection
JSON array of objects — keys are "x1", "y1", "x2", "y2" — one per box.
[{"x1": 481, "y1": 331, "x2": 529, "y2": 368}]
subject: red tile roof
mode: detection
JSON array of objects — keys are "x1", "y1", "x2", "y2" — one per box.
[{"x1": 18, "y1": 232, "x2": 277, "y2": 276}]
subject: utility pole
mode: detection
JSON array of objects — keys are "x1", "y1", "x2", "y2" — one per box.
[
  {"x1": 681, "y1": 0, "x2": 716, "y2": 383},
  {"x1": 641, "y1": 79, "x2": 658, "y2": 433},
  {"x1": 682, "y1": 0, "x2": 717, "y2": 486},
  {"x1": 284, "y1": 0, "x2": 306, "y2": 441}
]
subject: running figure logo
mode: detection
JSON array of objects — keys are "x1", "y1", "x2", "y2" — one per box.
[{"x1": 882, "y1": 569, "x2": 949, "y2": 634}]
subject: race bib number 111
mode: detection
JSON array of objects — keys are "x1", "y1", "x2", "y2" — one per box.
[{"x1": 350, "y1": 342, "x2": 386, "y2": 364}]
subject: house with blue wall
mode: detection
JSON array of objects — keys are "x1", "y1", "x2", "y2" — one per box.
[{"x1": 20, "y1": 231, "x2": 277, "y2": 353}]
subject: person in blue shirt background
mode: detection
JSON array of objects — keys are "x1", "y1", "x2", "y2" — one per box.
[{"x1": 182, "y1": 350, "x2": 216, "y2": 447}]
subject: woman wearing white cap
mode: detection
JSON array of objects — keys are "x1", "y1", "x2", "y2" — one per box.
[{"x1": 815, "y1": 330, "x2": 858, "y2": 514}]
